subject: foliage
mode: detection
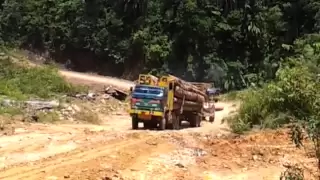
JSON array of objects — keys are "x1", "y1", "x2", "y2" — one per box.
[
  {"x1": 227, "y1": 35, "x2": 320, "y2": 134},
  {"x1": 0, "y1": 52, "x2": 83, "y2": 99},
  {"x1": 280, "y1": 164, "x2": 304, "y2": 180},
  {"x1": 35, "y1": 111, "x2": 60, "y2": 123},
  {"x1": 228, "y1": 35, "x2": 320, "y2": 179},
  {"x1": 0, "y1": 0, "x2": 319, "y2": 88},
  {"x1": 219, "y1": 89, "x2": 252, "y2": 101}
]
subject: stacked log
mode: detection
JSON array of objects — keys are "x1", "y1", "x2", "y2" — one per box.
[
  {"x1": 190, "y1": 82, "x2": 213, "y2": 92},
  {"x1": 168, "y1": 75, "x2": 208, "y2": 106},
  {"x1": 173, "y1": 98, "x2": 202, "y2": 111},
  {"x1": 175, "y1": 86, "x2": 205, "y2": 103}
]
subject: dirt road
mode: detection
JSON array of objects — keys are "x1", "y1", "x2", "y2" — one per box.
[
  {"x1": 0, "y1": 102, "x2": 239, "y2": 180},
  {"x1": 0, "y1": 68, "x2": 316, "y2": 179},
  {"x1": 1, "y1": 100, "x2": 314, "y2": 180},
  {"x1": 16, "y1": 57, "x2": 135, "y2": 91}
]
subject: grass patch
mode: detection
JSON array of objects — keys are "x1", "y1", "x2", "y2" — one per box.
[
  {"x1": 0, "y1": 48, "x2": 88, "y2": 124},
  {"x1": 0, "y1": 53, "x2": 85, "y2": 100},
  {"x1": 219, "y1": 89, "x2": 253, "y2": 101},
  {"x1": 0, "y1": 113, "x2": 19, "y2": 135},
  {"x1": 36, "y1": 111, "x2": 60, "y2": 123},
  {"x1": 74, "y1": 110, "x2": 100, "y2": 124},
  {"x1": 227, "y1": 60, "x2": 320, "y2": 134},
  {"x1": 0, "y1": 106, "x2": 22, "y2": 115},
  {"x1": 0, "y1": 115, "x2": 11, "y2": 131}
]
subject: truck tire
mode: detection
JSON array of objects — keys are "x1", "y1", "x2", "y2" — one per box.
[
  {"x1": 189, "y1": 116, "x2": 197, "y2": 127},
  {"x1": 159, "y1": 118, "x2": 166, "y2": 130},
  {"x1": 151, "y1": 121, "x2": 158, "y2": 129},
  {"x1": 209, "y1": 116, "x2": 215, "y2": 123},
  {"x1": 172, "y1": 118, "x2": 180, "y2": 130},
  {"x1": 132, "y1": 117, "x2": 138, "y2": 130},
  {"x1": 143, "y1": 121, "x2": 151, "y2": 129},
  {"x1": 196, "y1": 116, "x2": 201, "y2": 127},
  {"x1": 145, "y1": 121, "x2": 157, "y2": 129},
  {"x1": 166, "y1": 123, "x2": 172, "y2": 129},
  {"x1": 190, "y1": 115, "x2": 200, "y2": 128}
]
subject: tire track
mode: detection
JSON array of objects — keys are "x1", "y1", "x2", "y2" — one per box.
[{"x1": 0, "y1": 134, "x2": 153, "y2": 180}]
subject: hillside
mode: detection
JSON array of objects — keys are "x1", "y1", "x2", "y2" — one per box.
[
  {"x1": 0, "y1": 0, "x2": 319, "y2": 89},
  {"x1": 0, "y1": 50, "x2": 130, "y2": 128}
]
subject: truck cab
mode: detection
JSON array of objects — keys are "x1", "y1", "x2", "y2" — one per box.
[{"x1": 129, "y1": 84, "x2": 167, "y2": 129}]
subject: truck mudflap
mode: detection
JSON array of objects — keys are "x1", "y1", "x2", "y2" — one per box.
[{"x1": 129, "y1": 109, "x2": 164, "y2": 120}]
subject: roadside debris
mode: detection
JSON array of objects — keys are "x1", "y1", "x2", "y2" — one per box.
[
  {"x1": 70, "y1": 85, "x2": 128, "y2": 101},
  {"x1": 0, "y1": 99, "x2": 60, "y2": 110},
  {"x1": 0, "y1": 85, "x2": 129, "y2": 123},
  {"x1": 104, "y1": 86, "x2": 128, "y2": 101}
]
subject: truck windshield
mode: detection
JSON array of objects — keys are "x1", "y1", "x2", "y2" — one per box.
[{"x1": 132, "y1": 85, "x2": 164, "y2": 99}]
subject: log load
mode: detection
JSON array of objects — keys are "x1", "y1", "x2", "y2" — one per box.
[
  {"x1": 167, "y1": 75, "x2": 208, "y2": 105},
  {"x1": 174, "y1": 86, "x2": 205, "y2": 103},
  {"x1": 173, "y1": 98, "x2": 202, "y2": 111},
  {"x1": 190, "y1": 82, "x2": 213, "y2": 92}
]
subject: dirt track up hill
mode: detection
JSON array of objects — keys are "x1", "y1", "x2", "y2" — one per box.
[{"x1": 59, "y1": 70, "x2": 135, "y2": 91}]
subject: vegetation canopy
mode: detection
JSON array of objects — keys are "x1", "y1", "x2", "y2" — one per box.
[{"x1": 0, "y1": 0, "x2": 318, "y2": 89}]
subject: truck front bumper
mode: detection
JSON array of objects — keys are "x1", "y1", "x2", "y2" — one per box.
[{"x1": 129, "y1": 109, "x2": 164, "y2": 120}]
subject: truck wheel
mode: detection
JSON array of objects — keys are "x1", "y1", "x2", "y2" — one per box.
[
  {"x1": 159, "y1": 118, "x2": 166, "y2": 130},
  {"x1": 132, "y1": 117, "x2": 138, "y2": 130},
  {"x1": 150, "y1": 121, "x2": 158, "y2": 129},
  {"x1": 189, "y1": 117, "x2": 197, "y2": 127},
  {"x1": 190, "y1": 115, "x2": 200, "y2": 128},
  {"x1": 196, "y1": 116, "x2": 201, "y2": 127},
  {"x1": 172, "y1": 118, "x2": 180, "y2": 130},
  {"x1": 209, "y1": 116, "x2": 215, "y2": 123},
  {"x1": 143, "y1": 121, "x2": 151, "y2": 129}
]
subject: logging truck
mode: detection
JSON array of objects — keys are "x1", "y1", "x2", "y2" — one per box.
[{"x1": 129, "y1": 74, "x2": 214, "y2": 130}]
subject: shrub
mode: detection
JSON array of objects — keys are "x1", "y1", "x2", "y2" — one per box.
[
  {"x1": 228, "y1": 59, "x2": 320, "y2": 134},
  {"x1": 0, "y1": 56, "x2": 83, "y2": 99}
]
